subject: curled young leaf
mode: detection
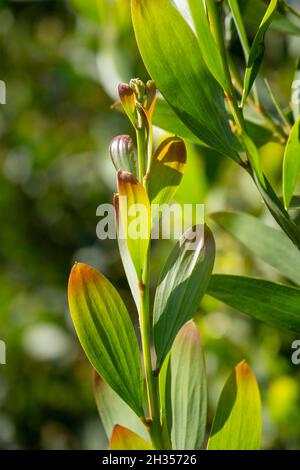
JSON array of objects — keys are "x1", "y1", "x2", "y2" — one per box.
[
  {"x1": 68, "y1": 263, "x2": 144, "y2": 416},
  {"x1": 109, "y1": 135, "x2": 137, "y2": 177},
  {"x1": 117, "y1": 171, "x2": 151, "y2": 281},
  {"x1": 153, "y1": 225, "x2": 215, "y2": 368},
  {"x1": 283, "y1": 117, "x2": 300, "y2": 210},
  {"x1": 208, "y1": 361, "x2": 262, "y2": 450},
  {"x1": 109, "y1": 425, "x2": 153, "y2": 450},
  {"x1": 241, "y1": 0, "x2": 278, "y2": 107},
  {"x1": 147, "y1": 137, "x2": 187, "y2": 219},
  {"x1": 118, "y1": 83, "x2": 136, "y2": 126},
  {"x1": 167, "y1": 321, "x2": 207, "y2": 450}
]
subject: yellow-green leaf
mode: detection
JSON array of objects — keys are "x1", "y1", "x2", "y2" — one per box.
[
  {"x1": 68, "y1": 263, "x2": 144, "y2": 416},
  {"x1": 207, "y1": 361, "x2": 262, "y2": 450},
  {"x1": 117, "y1": 171, "x2": 151, "y2": 281},
  {"x1": 109, "y1": 425, "x2": 153, "y2": 450},
  {"x1": 283, "y1": 117, "x2": 300, "y2": 210},
  {"x1": 147, "y1": 137, "x2": 186, "y2": 220}
]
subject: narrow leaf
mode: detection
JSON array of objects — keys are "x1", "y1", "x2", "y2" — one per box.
[
  {"x1": 154, "y1": 225, "x2": 215, "y2": 368},
  {"x1": 131, "y1": 0, "x2": 239, "y2": 160},
  {"x1": 68, "y1": 263, "x2": 144, "y2": 416},
  {"x1": 211, "y1": 211, "x2": 300, "y2": 285},
  {"x1": 117, "y1": 171, "x2": 151, "y2": 281},
  {"x1": 93, "y1": 371, "x2": 149, "y2": 442},
  {"x1": 114, "y1": 194, "x2": 139, "y2": 309},
  {"x1": 207, "y1": 361, "x2": 262, "y2": 450},
  {"x1": 147, "y1": 137, "x2": 187, "y2": 219},
  {"x1": 241, "y1": 0, "x2": 278, "y2": 107},
  {"x1": 283, "y1": 117, "x2": 300, "y2": 210},
  {"x1": 187, "y1": 0, "x2": 228, "y2": 91},
  {"x1": 167, "y1": 321, "x2": 207, "y2": 450},
  {"x1": 208, "y1": 275, "x2": 300, "y2": 334},
  {"x1": 109, "y1": 425, "x2": 153, "y2": 450},
  {"x1": 291, "y1": 60, "x2": 300, "y2": 121}
]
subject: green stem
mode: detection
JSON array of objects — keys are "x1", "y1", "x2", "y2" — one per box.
[{"x1": 136, "y1": 127, "x2": 147, "y2": 183}]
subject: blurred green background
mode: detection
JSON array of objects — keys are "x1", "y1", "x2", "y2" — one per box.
[{"x1": 0, "y1": 0, "x2": 300, "y2": 450}]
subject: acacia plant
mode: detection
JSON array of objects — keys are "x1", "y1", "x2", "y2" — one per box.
[
  {"x1": 68, "y1": 77, "x2": 261, "y2": 450},
  {"x1": 67, "y1": 0, "x2": 300, "y2": 450}
]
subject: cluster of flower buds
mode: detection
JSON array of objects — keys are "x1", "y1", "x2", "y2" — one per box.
[{"x1": 109, "y1": 79, "x2": 157, "y2": 183}]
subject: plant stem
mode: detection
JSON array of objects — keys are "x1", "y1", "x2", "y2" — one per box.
[{"x1": 136, "y1": 127, "x2": 146, "y2": 182}]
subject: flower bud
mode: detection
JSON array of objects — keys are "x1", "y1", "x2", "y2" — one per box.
[{"x1": 109, "y1": 135, "x2": 137, "y2": 177}]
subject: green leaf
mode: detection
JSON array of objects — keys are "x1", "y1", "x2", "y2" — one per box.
[
  {"x1": 109, "y1": 425, "x2": 153, "y2": 450},
  {"x1": 131, "y1": 0, "x2": 239, "y2": 160},
  {"x1": 283, "y1": 117, "x2": 300, "y2": 210},
  {"x1": 167, "y1": 321, "x2": 207, "y2": 450},
  {"x1": 147, "y1": 137, "x2": 187, "y2": 219},
  {"x1": 207, "y1": 361, "x2": 261, "y2": 450},
  {"x1": 207, "y1": 275, "x2": 300, "y2": 334},
  {"x1": 153, "y1": 99, "x2": 205, "y2": 145},
  {"x1": 241, "y1": 0, "x2": 278, "y2": 107},
  {"x1": 187, "y1": 0, "x2": 228, "y2": 91},
  {"x1": 211, "y1": 211, "x2": 300, "y2": 285},
  {"x1": 93, "y1": 371, "x2": 149, "y2": 442},
  {"x1": 154, "y1": 225, "x2": 215, "y2": 368},
  {"x1": 117, "y1": 171, "x2": 151, "y2": 281},
  {"x1": 68, "y1": 263, "x2": 144, "y2": 416}
]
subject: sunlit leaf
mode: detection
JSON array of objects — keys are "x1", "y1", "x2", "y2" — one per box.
[
  {"x1": 187, "y1": 0, "x2": 228, "y2": 91},
  {"x1": 131, "y1": 0, "x2": 239, "y2": 160},
  {"x1": 154, "y1": 225, "x2": 215, "y2": 368},
  {"x1": 147, "y1": 137, "x2": 186, "y2": 220},
  {"x1": 68, "y1": 263, "x2": 144, "y2": 416},
  {"x1": 93, "y1": 371, "x2": 149, "y2": 442},
  {"x1": 117, "y1": 171, "x2": 151, "y2": 281},
  {"x1": 114, "y1": 195, "x2": 139, "y2": 310},
  {"x1": 241, "y1": 0, "x2": 278, "y2": 107},
  {"x1": 207, "y1": 361, "x2": 261, "y2": 450},
  {"x1": 167, "y1": 321, "x2": 207, "y2": 450},
  {"x1": 211, "y1": 211, "x2": 300, "y2": 285},
  {"x1": 283, "y1": 117, "x2": 300, "y2": 210},
  {"x1": 208, "y1": 275, "x2": 300, "y2": 334},
  {"x1": 109, "y1": 425, "x2": 153, "y2": 450}
]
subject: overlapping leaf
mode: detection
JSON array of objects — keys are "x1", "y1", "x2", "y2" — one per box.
[
  {"x1": 211, "y1": 211, "x2": 300, "y2": 285},
  {"x1": 109, "y1": 425, "x2": 153, "y2": 450},
  {"x1": 93, "y1": 371, "x2": 149, "y2": 441},
  {"x1": 208, "y1": 275, "x2": 300, "y2": 333},
  {"x1": 131, "y1": 0, "x2": 239, "y2": 160},
  {"x1": 207, "y1": 361, "x2": 261, "y2": 450},
  {"x1": 147, "y1": 137, "x2": 186, "y2": 219},
  {"x1": 117, "y1": 171, "x2": 151, "y2": 281},
  {"x1": 283, "y1": 117, "x2": 300, "y2": 210},
  {"x1": 154, "y1": 225, "x2": 215, "y2": 368},
  {"x1": 68, "y1": 263, "x2": 144, "y2": 416},
  {"x1": 167, "y1": 321, "x2": 207, "y2": 450}
]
